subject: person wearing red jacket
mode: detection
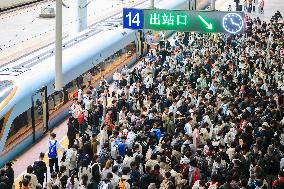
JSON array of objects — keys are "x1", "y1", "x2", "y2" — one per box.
[{"x1": 272, "y1": 169, "x2": 284, "y2": 189}]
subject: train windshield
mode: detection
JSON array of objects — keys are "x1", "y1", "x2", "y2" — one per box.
[{"x1": 0, "y1": 80, "x2": 14, "y2": 104}]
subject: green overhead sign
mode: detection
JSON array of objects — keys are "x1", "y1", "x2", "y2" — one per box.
[{"x1": 123, "y1": 8, "x2": 245, "y2": 34}]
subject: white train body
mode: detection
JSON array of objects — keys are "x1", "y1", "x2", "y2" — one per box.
[{"x1": 0, "y1": 0, "x2": 40, "y2": 10}]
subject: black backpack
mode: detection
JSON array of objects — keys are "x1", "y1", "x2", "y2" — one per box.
[{"x1": 33, "y1": 161, "x2": 43, "y2": 179}]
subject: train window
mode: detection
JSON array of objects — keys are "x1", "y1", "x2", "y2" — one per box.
[
  {"x1": 65, "y1": 81, "x2": 75, "y2": 93},
  {"x1": 48, "y1": 95, "x2": 55, "y2": 111},
  {"x1": 88, "y1": 41, "x2": 137, "y2": 85},
  {"x1": 125, "y1": 42, "x2": 136, "y2": 53},
  {"x1": 34, "y1": 98, "x2": 43, "y2": 127},
  {"x1": 63, "y1": 41, "x2": 137, "y2": 101},
  {"x1": 48, "y1": 91, "x2": 64, "y2": 115},
  {"x1": 6, "y1": 109, "x2": 32, "y2": 145},
  {"x1": 65, "y1": 81, "x2": 77, "y2": 100},
  {"x1": 54, "y1": 91, "x2": 64, "y2": 107},
  {"x1": 75, "y1": 76, "x2": 84, "y2": 88}
]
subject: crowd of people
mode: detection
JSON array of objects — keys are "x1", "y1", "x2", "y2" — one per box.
[
  {"x1": 234, "y1": 0, "x2": 265, "y2": 14},
  {"x1": 0, "y1": 10, "x2": 283, "y2": 189}
]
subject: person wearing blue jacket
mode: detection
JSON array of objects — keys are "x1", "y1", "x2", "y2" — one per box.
[
  {"x1": 151, "y1": 124, "x2": 161, "y2": 142},
  {"x1": 118, "y1": 136, "x2": 127, "y2": 157}
]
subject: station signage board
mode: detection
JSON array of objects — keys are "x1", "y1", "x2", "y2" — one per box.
[{"x1": 123, "y1": 8, "x2": 245, "y2": 34}]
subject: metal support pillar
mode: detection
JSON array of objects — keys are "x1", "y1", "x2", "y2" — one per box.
[
  {"x1": 189, "y1": 0, "x2": 196, "y2": 10},
  {"x1": 55, "y1": 0, "x2": 62, "y2": 91},
  {"x1": 211, "y1": 0, "x2": 216, "y2": 10},
  {"x1": 150, "y1": 0, "x2": 154, "y2": 9},
  {"x1": 70, "y1": 0, "x2": 87, "y2": 35},
  {"x1": 80, "y1": 0, "x2": 87, "y2": 31}
]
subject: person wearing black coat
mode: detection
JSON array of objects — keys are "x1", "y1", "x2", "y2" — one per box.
[
  {"x1": 111, "y1": 101, "x2": 118, "y2": 123},
  {"x1": 0, "y1": 182, "x2": 7, "y2": 189},
  {"x1": 90, "y1": 106, "x2": 101, "y2": 134},
  {"x1": 5, "y1": 162, "x2": 14, "y2": 189},
  {"x1": 0, "y1": 169, "x2": 9, "y2": 189},
  {"x1": 33, "y1": 153, "x2": 47, "y2": 187},
  {"x1": 67, "y1": 117, "x2": 77, "y2": 148},
  {"x1": 139, "y1": 166, "x2": 158, "y2": 189}
]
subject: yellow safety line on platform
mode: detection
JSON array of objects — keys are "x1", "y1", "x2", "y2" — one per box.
[{"x1": 14, "y1": 136, "x2": 69, "y2": 189}]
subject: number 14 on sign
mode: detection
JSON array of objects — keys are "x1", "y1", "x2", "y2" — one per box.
[
  {"x1": 123, "y1": 9, "x2": 144, "y2": 29},
  {"x1": 126, "y1": 12, "x2": 140, "y2": 26}
]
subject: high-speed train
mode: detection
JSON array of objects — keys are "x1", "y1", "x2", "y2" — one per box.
[
  {"x1": 0, "y1": 0, "x2": 209, "y2": 167},
  {"x1": 0, "y1": 0, "x2": 44, "y2": 11}
]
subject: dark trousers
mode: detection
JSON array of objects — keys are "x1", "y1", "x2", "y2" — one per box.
[
  {"x1": 79, "y1": 123, "x2": 86, "y2": 137},
  {"x1": 38, "y1": 176, "x2": 44, "y2": 187},
  {"x1": 49, "y1": 158, "x2": 59, "y2": 173},
  {"x1": 68, "y1": 137, "x2": 75, "y2": 148}
]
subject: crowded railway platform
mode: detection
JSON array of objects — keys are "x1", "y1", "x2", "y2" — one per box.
[{"x1": 0, "y1": 0, "x2": 283, "y2": 188}]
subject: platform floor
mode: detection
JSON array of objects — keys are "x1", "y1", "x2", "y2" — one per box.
[{"x1": 215, "y1": 0, "x2": 284, "y2": 21}]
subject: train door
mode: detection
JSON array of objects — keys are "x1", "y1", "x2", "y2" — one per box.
[{"x1": 31, "y1": 86, "x2": 48, "y2": 142}]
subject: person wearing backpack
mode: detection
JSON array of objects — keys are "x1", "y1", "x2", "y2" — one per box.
[
  {"x1": 64, "y1": 145, "x2": 78, "y2": 175},
  {"x1": 33, "y1": 153, "x2": 47, "y2": 187},
  {"x1": 272, "y1": 169, "x2": 284, "y2": 189},
  {"x1": 98, "y1": 172, "x2": 114, "y2": 189},
  {"x1": 48, "y1": 133, "x2": 65, "y2": 174},
  {"x1": 118, "y1": 174, "x2": 132, "y2": 189}
]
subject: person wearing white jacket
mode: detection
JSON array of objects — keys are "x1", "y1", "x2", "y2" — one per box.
[
  {"x1": 144, "y1": 72, "x2": 153, "y2": 94},
  {"x1": 64, "y1": 146, "x2": 77, "y2": 175},
  {"x1": 157, "y1": 81, "x2": 166, "y2": 96}
]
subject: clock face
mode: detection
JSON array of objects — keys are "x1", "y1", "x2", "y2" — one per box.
[{"x1": 222, "y1": 13, "x2": 244, "y2": 34}]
